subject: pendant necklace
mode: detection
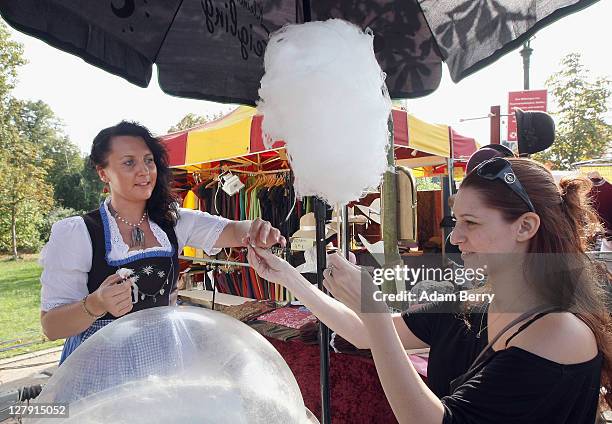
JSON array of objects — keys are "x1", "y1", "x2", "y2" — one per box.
[
  {"x1": 477, "y1": 307, "x2": 494, "y2": 339},
  {"x1": 477, "y1": 291, "x2": 529, "y2": 339},
  {"x1": 476, "y1": 303, "x2": 505, "y2": 339},
  {"x1": 108, "y1": 203, "x2": 147, "y2": 249}
]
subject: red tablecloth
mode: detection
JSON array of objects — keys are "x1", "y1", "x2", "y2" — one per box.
[{"x1": 268, "y1": 338, "x2": 422, "y2": 424}]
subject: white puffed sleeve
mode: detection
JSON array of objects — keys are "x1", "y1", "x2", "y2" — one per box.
[
  {"x1": 39, "y1": 217, "x2": 92, "y2": 311},
  {"x1": 175, "y1": 209, "x2": 231, "y2": 256}
]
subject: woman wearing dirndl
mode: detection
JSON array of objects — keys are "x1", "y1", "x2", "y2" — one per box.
[{"x1": 39, "y1": 121, "x2": 285, "y2": 364}]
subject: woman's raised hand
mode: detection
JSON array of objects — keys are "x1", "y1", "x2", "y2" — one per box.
[
  {"x1": 242, "y1": 218, "x2": 286, "y2": 249},
  {"x1": 323, "y1": 253, "x2": 384, "y2": 315},
  {"x1": 247, "y1": 245, "x2": 296, "y2": 286},
  {"x1": 92, "y1": 274, "x2": 134, "y2": 318}
]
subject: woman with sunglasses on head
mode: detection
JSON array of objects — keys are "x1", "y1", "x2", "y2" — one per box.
[
  {"x1": 40, "y1": 121, "x2": 285, "y2": 364},
  {"x1": 248, "y1": 157, "x2": 611, "y2": 423}
]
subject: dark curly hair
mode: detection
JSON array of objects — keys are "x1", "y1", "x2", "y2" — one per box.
[{"x1": 89, "y1": 121, "x2": 178, "y2": 227}]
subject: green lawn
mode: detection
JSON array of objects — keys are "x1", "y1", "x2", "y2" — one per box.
[{"x1": 0, "y1": 255, "x2": 64, "y2": 359}]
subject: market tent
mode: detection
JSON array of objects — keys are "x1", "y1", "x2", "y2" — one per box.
[
  {"x1": 161, "y1": 106, "x2": 284, "y2": 171},
  {"x1": 162, "y1": 106, "x2": 478, "y2": 172},
  {"x1": 393, "y1": 110, "x2": 450, "y2": 158},
  {"x1": 451, "y1": 129, "x2": 480, "y2": 161},
  {"x1": 392, "y1": 109, "x2": 478, "y2": 176}
]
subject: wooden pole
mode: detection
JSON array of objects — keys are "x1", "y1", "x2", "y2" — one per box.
[
  {"x1": 382, "y1": 114, "x2": 403, "y2": 295},
  {"x1": 490, "y1": 105, "x2": 501, "y2": 144}
]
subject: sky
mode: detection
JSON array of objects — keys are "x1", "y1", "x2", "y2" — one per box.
[{"x1": 5, "y1": 1, "x2": 612, "y2": 154}]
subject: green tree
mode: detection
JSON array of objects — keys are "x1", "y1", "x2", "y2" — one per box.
[
  {"x1": 0, "y1": 138, "x2": 54, "y2": 258},
  {"x1": 16, "y1": 100, "x2": 81, "y2": 184},
  {"x1": 167, "y1": 111, "x2": 225, "y2": 133},
  {"x1": 53, "y1": 158, "x2": 104, "y2": 213},
  {"x1": 416, "y1": 177, "x2": 441, "y2": 191},
  {"x1": 0, "y1": 23, "x2": 25, "y2": 103},
  {"x1": 38, "y1": 206, "x2": 79, "y2": 245},
  {"x1": 533, "y1": 53, "x2": 612, "y2": 169},
  {"x1": 80, "y1": 157, "x2": 105, "y2": 209},
  {"x1": 0, "y1": 23, "x2": 26, "y2": 150},
  {"x1": 13, "y1": 99, "x2": 97, "y2": 208},
  {"x1": 0, "y1": 23, "x2": 56, "y2": 257},
  {"x1": 12, "y1": 99, "x2": 103, "y2": 214}
]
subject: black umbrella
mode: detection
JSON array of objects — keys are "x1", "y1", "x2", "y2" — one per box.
[
  {"x1": 0, "y1": 0, "x2": 599, "y2": 105},
  {"x1": 0, "y1": 1, "x2": 599, "y2": 423}
]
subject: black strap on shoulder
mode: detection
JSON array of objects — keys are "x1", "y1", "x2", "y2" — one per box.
[
  {"x1": 468, "y1": 305, "x2": 560, "y2": 372},
  {"x1": 450, "y1": 306, "x2": 563, "y2": 395},
  {"x1": 504, "y1": 311, "x2": 555, "y2": 348}
]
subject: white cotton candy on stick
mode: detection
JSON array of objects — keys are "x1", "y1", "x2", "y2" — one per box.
[
  {"x1": 258, "y1": 19, "x2": 391, "y2": 205},
  {"x1": 116, "y1": 268, "x2": 134, "y2": 279}
]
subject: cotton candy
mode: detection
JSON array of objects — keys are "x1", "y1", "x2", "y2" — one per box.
[
  {"x1": 116, "y1": 268, "x2": 134, "y2": 279},
  {"x1": 258, "y1": 19, "x2": 391, "y2": 205}
]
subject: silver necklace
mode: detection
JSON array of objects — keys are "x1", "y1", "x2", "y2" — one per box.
[
  {"x1": 108, "y1": 203, "x2": 147, "y2": 249},
  {"x1": 476, "y1": 304, "x2": 504, "y2": 339},
  {"x1": 476, "y1": 305, "x2": 488, "y2": 338},
  {"x1": 477, "y1": 292, "x2": 529, "y2": 338}
]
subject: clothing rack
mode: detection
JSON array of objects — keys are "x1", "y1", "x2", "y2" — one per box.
[
  {"x1": 179, "y1": 248, "x2": 287, "y2": 269},
  {"x1": 179, "y1": 255, "x2": 249, "y2": 268},
  {"x1": 178, "y1": 164, "x2": 301, "y2": 303},
  {"x1": 232, "y1": 168, "x2": 291, "y2": 176},
  {"x1": 190, "y1": 156, "x2": 291, "y2": 179},
  {"x1": 190, "y1": 263, "x2": 294, "y2": 303}
]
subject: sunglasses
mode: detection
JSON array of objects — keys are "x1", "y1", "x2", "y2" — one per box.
[{"x1": 475, "y1": 157, "x2": 536, "y2": 213}]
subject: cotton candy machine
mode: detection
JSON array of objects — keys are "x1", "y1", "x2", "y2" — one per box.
[{"x1": 31, "y1": 307, "x2": 318, "y2": 424}]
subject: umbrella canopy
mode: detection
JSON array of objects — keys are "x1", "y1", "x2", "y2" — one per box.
[{"x1": 0, "y1": 0, "x2": 599, "y2": 104}]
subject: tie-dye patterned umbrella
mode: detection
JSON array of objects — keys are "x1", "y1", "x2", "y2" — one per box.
[{"x1": 0, "y1": 1, "x2": 598, "y2": 104}]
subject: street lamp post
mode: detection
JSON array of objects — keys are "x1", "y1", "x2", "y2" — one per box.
[{"x1": 520, "y1": 40, "x2": 533, "y2": 90}]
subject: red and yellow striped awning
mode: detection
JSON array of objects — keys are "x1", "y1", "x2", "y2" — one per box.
[
  {"x1": 161, "y1": 106, "x2": 478, "y2": 172},
  {"x1": 161, "y1": 106, "x2": 285, "y2": 171}
]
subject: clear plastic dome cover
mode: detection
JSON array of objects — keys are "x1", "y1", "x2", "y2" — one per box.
[{"x1": 32, "y1": 306, "x2": 318, "y2": 423}]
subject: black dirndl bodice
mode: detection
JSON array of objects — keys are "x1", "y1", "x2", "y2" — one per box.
[{"x1": 81, "y1": 205, "x2": 179, "y2": 321}]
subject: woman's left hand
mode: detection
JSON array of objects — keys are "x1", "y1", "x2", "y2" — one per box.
[
  {"x1": 247, "y1": 245, "x2": 296, "y2": 286},
  {"x1": 323, "y1": 253, "x2": 385, "y2": 315},
  {"x1": 242, "y1": 218, "x2": 286, "y2": 249}
]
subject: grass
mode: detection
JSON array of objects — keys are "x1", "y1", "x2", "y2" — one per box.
[{"x1": 0, "y1": 254, "x2": 64, "y2": 359}]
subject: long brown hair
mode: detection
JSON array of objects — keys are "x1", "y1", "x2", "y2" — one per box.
[{"x1": 461, "y1": 158, "x2": 611, "y2": 410}]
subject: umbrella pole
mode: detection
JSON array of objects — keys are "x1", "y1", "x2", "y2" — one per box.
[
  {"x1": 301, "y1": 4, "x2": 331, "y2": 422},
  {"x1": 341, "y1": 205, "x2": 350, "y2": 256},
  {"x1": 441, "y1": 137, "x2": 457, "y2": 266},
  {"x1": 314, "y1": 197, "x2": 332, "y2": 424},
  {"x1": 382, "y1": 113, "x2": 403, "y2": 295}
]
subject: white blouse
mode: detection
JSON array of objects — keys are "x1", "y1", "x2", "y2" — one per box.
[{"x1": 39, "y1": 200, "x2": 230, "y2": 311}]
